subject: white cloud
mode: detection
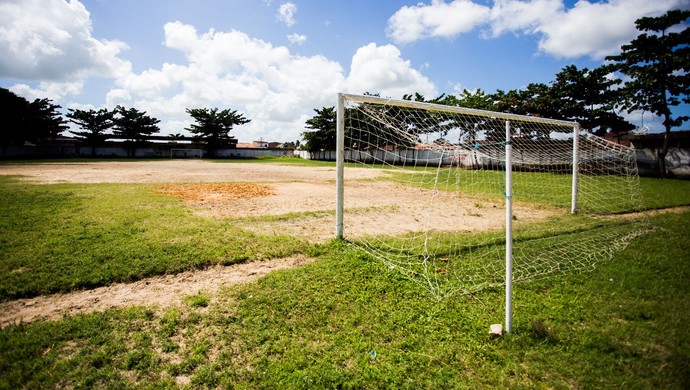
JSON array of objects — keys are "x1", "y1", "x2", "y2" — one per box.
[
  {"x1": 346, "y1": 43, "x2": 437, "y2": 99},
  {"x1": 287, "y1": 33, "x2": 307, "y2": 45},
  {"x1": 387, "y1": 0, "x2": 491, "y2": 43},
  {"x1": 388, "y1": 0, "x2": 686, "y2": 59},
  {"x1": 10, "y1": 81, "x2": 84, "y2": 102},
  {"x1": 488, "y1": 0, "x2": 563, "y2": 37},
  {"x1": 105, "y1": 23, "x2": 436, "y2": 142},
  {"x1": 277, "y1": 2, "x2": 297, "y2": 27},
  {"x1": 0, "y1": 0, "x2": 441, "y2": 143},
  {"x1": 534, "y1": 0, "x2": 685, "y2": 59},
  {"x1": 0, "y1": 0, "x2": 131, "y2": 83},
  {"x1": 105, "y1": 88, "x2": 132, "y2": 108},
  {"x1": 110, "y1": 22, "x2": 347, "y2": 140}
]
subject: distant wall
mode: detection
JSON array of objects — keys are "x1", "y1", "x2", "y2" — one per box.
[
  {"x1": 1, "y1": 144, "x2": 76, "y2": 158},
  {"x1": 218, "y1": 148, "x2": 296, "y2": 158},
  {"x1": 78, "y1": 146, "x2": 297, "y2": 159},
  {"x1": 635, "y1": 147, "x2": 690, "y2": 178},
  {"x1": 3, "y1": 142, "x2": 688, "y2": 178},
  {"x1": 0, "y1": 144, "x2": 297, "y2": 159}
]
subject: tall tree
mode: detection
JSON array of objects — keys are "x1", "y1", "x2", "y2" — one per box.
[
  {"x1": 443, "y1": 89, "x2": 496, "y2": 111},
  {"x1": 396, "y1": 93, "x2": 456, "y2": 142},
  {"x1": 440, "y1": 89, "x2": 500, "y2": 144},
  {"x1": 551, "y1": 65, "x2": 634, "y2": 136},
  {"x1": 186, "y1": 107, "x2": 250, "y2": 157},
  {"x1": 27, "y1": 98, "x2": 68, "y2": 141},
  {"x1": 0, "y1": 88, "x2": 30, "y2": 145},
  {"x1": 113, "y1": 105, "x2": 160, "y2": 157},
  {"x1": 492, "y1": 88, "x2": 530, "y2": 116},
  {"x1": 0, "y1": 89, "x2": 68, "y2": 144},
  {"x1": 66, "y1": 108, "x2": 115, "y2": 156},
  {"x1": 606, "y1": 9, "x2": 690, "y2": 176},
  {"x1": 302, "y1": 106, "x2": 337, "y2": 152}
]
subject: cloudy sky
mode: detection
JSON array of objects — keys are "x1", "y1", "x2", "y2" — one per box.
[{"x1": 0, "y1": 0, "x2": 686, "y2": 142}]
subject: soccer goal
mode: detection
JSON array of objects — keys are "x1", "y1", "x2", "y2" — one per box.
[
  {"x1": 170, "y1": 148, "x2": 203, "y2": 158},
  {"x1": 335, "y1": 93, "x2": 647, "y2": 333}
]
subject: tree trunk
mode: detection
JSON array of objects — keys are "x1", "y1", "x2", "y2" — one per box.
[
  {"x1": 658, "y1": 128, "x2": 670, "y2": 178},
  {"x1": 658, "y1": 111, "x2": 672, "y2": 178}
]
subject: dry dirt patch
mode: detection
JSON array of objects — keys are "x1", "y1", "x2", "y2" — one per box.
[
  {"x1": 0, "y1": 256, "x2": 314, "y2": 328},
  {"x1": 154, "y1": 183, "x2": 276, "y2": 202}
]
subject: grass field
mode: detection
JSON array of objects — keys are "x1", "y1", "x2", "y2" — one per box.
[{"x1": 1, "y1": 160, "x2": 689, "y2": 388}]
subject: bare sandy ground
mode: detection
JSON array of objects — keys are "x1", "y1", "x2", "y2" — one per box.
[
  {"x1": 0, "y1": 160, "x2": 556, "y2": 326},
  {"x1": 0, "y1": 160, "x2": 377, "y2": 184},
  {"x1": 0, "y1": 256, "x2": 313, "y2": 327}
]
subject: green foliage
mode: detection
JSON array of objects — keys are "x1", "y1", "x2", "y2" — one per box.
[
  {"x1": 65, "y1": 108, "x2": 115, "y2": 153},
  {"x1": 302, "y1": 106, "x2": 337, "y2": 152},
  {"x1": 551, "y1": 65, "x2": 633, "y2": 135},
  {"x1": 186, "y1": 107, "x2": 250, "y2": 157},
  {"x1": 440, "y1": 88, "x2": 496, "y2": 110},
  {"x1": 606, "y1": 9, "x2": 690, "y2": 130},
  {"x1": 0, "y1": 88, "x2": 67, "y2": 144},
  {"x1": 112, "y1": 105, "x2": 161, "y2": 157},
  {"x1": 26, "y1": 98, "x2": 69, "y2": 140},
  {"x1": 606, "y1": 9, "x2": 690, "y2": 175}
]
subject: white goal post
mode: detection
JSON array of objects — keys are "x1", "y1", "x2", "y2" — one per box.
[
  {"x1": 170, "y1": 148, "x2": 203, "y2": 158},
  {"x1": 335, "y1": 92, "x2": 643, "y2": 334}
]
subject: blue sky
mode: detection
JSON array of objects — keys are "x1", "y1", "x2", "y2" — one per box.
[{"x1": 0, "y1": 0, "x2": 687, "y2": 142}]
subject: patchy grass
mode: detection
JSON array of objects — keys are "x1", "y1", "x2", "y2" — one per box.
[
  {"x1": 638, "y1": 177, "x2": 690, "y2": 209},
  {"x1": 392, "y1": 168, "x2": 690, "y2": 214},
  {"x1": 0, "y1": 176, "x2": 306, "y2": 300},
  {"x1": 1, "y1": 165, "x2": 689, "y2": 388},
  {"x1": 0, "y1": 211, "x2": 688, "y2": 388}
]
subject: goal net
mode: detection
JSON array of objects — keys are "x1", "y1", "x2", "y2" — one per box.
[
  {"x1": 336, "y1": 93, "x2": 649, "y2": 302},
  {"x1": 170, "y1": 148, "x2": 203, "y2": 158}
]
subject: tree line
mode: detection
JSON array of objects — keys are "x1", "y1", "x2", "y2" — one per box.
[
  {"x1": 0, "y1": 90, "x2": 251, "y2": 158},
  {"x1": 302, "y1": 9, "x2": 689, "y2": 176}
]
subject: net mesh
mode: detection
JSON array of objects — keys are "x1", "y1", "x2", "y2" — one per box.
[{"x1": 339, "y1": 94, "x2": 648, "y2": 297}]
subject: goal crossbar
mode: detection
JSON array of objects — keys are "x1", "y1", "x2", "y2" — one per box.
[{"x1": 338, "y1": 93, "x2": 578, "y2": 128}]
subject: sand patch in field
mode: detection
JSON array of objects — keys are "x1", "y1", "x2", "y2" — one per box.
[{"x1": 0, "y1": 256, "x2": 314, "y2": 328}]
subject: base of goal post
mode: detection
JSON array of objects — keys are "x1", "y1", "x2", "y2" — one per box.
[{"x1": 489, "y1": 324, "x2": 504, "y2": 338}]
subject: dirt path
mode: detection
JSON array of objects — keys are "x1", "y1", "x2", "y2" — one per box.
[
  {"x1": 0, "y1": 256, "x2": 314, "y2": 328},
  {"x1": 597, "y1": 205, "x2": 690, "y2": 220}
]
